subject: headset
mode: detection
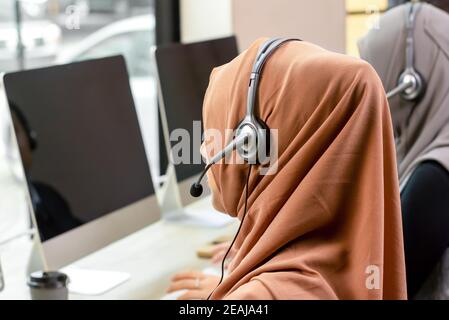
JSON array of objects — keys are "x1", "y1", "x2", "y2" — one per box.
[
  {"x1": 386, "y1": 1, "x2": 426, "y2": 101},
  {"x1": 190, "y1": 37, "x2": 301, "y2": 299},
  {"x1": 190, "y1": 37, "x2": 301, "y2": 198}
]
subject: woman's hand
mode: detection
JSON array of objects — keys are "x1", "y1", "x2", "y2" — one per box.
[{"x1": 166, "y1": 271, "x2": 220, "y2": 300}]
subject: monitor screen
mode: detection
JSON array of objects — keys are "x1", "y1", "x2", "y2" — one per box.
[
  {"x1": 4, "y1": 56, "x2": 155, "y2": 242},
  {"x1": 155, "y1": 36, "x2": 239, "y2": 182}
]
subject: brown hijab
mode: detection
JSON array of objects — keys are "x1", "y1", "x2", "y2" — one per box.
[
  {"x1": 203, "y1": 38, "x2": 407, "y2": 299},
  {"x1": 358, "y1": 3, "x2": 449, "y2": 189}
]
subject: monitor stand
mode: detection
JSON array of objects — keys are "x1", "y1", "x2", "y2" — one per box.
[
  {"x1": 27, "y1": 235, "x2": 130, "y2": 296},
  {"x1": 157, "y1": 166, "x2": 235, "y2": 228}
]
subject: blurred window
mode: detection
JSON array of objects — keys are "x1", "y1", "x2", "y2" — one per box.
[
  {"x1": 346, "y1": 0, "x2": 388, "y2": 56},
  {"x1": 0, "y1": 0, "x2": 155, "y2": 73},
  {"x1": 0, "y1": 0, "x2": 160, "y2": 178},
  {"x1": 74, "y1": 30, "x2": 154, "y2": 77}
]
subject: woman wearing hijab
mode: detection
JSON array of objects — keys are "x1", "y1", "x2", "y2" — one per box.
[
  {"x1": 359, "y1": 3, "x2": 449, "y2": 298},
  {"x1": 167, "y1": 38, "x2": 407, "y2": 299}
]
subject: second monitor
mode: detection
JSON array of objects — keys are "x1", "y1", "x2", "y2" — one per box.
[{"x1": 155, "y1": 36, "x2": 239, "y2": 206}]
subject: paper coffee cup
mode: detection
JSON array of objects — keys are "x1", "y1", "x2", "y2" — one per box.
[{"x1": 28, "y1": 271, "x2": 69, "y2": 300}]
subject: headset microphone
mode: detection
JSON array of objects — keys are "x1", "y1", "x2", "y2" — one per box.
[
  {"x1": 190, "y1": 38, "x2": 301, "y2": 198},
  {"x1": 194, "y1": 37, "x2": 301, "y2": 300},
  {"x1": 189, "y1": 183, "x2": 203, "y2": 198},
  {"x1": 191, "y1": 38, "x2": 301, "y2": 198}
]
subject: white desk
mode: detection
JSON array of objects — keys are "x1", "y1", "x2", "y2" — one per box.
[
  {"x1": 0, "y1": 133, "x2": 237, "y2": 300},
  {"x1": 1, "y1": 216, "x2": 236, "y2": 300}
]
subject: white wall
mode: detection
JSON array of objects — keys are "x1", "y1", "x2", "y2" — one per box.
[
  {"x1": 232, "y1": 0, "x2": 346, "y2": 53},
  {"x1": 180, "y1": 0, "x2": 346, "y2": 53},
  {"x1": 180, "y1": 0, "x2": 233, "y2": 43}
]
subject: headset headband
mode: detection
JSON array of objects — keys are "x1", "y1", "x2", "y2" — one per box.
[
  {"x1": 246, "y1": 38, "x2": 301, "y2": 117},
  {"x1": 405, "y1": 2, "x2": 421, "y2": 70},
  {"x1": 191, "y1": 37, "x2": 301, "y2": 197}
]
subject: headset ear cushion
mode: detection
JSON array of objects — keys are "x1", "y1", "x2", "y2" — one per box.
[
  {"x1": 414, "y1": 70, "x2": 426, "y2": 102},
  {"x1": 254, "y1": 117, "x2": 271, "y2": 163},
  {"x1": 398, "y1": 69, "x2": 427, "y2": 102},
  {"x1": 235, "y1": 118, "x2": 271, "y2": 164},
  {"x1": 235, "y1": 119, "x2": 245, "y2": 130}
]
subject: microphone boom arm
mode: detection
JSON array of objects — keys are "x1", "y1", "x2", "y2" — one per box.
[
  {"x1": 190, "y1": 132, "x2": 249, "y2": 197},
  {"x1": 386, "y1": 81, "x2": 413, "y2": 99}
]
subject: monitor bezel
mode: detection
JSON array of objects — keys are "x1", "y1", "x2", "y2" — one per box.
[{"x1": 1, "y1": 58, "x2": 162, "y2": 270}]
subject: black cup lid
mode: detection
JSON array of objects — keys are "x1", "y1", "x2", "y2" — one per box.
[{"x1": 27, "y1": 271, "x2": 69, "y2": 289}]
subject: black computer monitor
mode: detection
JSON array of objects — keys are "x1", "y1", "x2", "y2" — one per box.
[
  {"x1": 3, "y1": 56, "x2": 161, "y2": 269},
  {"x1": 155, "y1": 36, "x2": 239, "y2": 204}
]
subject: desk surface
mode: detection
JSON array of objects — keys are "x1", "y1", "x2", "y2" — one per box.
[
  {"x1": 0, "y1": 141, "x2": 237, "y2": 300},
  {"x1": 1, "y1": 216, "x2": 236, "y2": 300}
]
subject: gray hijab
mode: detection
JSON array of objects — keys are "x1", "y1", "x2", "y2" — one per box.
[{"x1": 358, "y1": 3, "x2": 449, "y2": 190}]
